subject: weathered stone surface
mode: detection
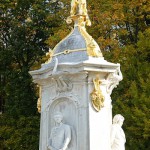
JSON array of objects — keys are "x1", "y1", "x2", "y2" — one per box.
[{"x1": 29, "y1": 1, "x2": 124, "y2": 150}]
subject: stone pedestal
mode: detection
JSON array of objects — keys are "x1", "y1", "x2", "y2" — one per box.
[
  {"x1": 30, "y1": 57, "x2": 122, "y2": 150},
  {"x1": 30, "y1": 1, "x2": 123, "y2": 149}
]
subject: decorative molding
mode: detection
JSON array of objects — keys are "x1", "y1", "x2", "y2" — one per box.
[
  {"x1": 44, "y1": 92, "x2": 80, "y2": 112},
  {"x1": 55, "y1": 76, "x2": 73, "y2": 93},
  {"x1": 90, "y1": 76, "x2": 105, "y2": 112},
  {"x1": 45, "y1": 48, "x2": 87, "y2": 64},
  {"x1": 106, "y1": 67, "x2": 123, "y2": 95},
  {"x1": 70, "y1": 72, "x2": 88, "y2": 82}
]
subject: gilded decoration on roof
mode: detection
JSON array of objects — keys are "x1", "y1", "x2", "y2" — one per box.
[{"x1": 46, "y1": 0, "x2": 103, "y2": 63}]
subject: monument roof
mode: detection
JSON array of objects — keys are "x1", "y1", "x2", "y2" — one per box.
[
  {"x1": 29, "y1": 0, "x2": 121, "y2": 88},
  {"x1": 45, "y1": 0, "x2": 104, "y2": 64},
  {"x1": 52, "y1": 26, "x2": 88, "y2": 63}
]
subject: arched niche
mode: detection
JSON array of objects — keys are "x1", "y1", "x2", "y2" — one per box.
[{"x1": 48, "y1": 97, "x2": 78, "y2": 150}]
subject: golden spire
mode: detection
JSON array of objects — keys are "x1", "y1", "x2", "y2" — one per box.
[
  {"x1": 66, "y1": 0, "x2": 103, "y2": 57},
  {"x1": 67, "y1": 0, "x2": 91, "y2": 26},
  {"x1": 45, "y1": 0, "x2": 103, "y2": 64}
]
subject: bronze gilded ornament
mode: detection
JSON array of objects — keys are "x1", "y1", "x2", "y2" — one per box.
[
  {"x1": 90, "y1": 77, "x2": 104, "y2": 112},
  {"x1": 45, "y1": 0, "x2": 103, "y2": 64}
]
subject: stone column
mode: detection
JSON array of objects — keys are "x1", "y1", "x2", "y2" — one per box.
[{"x1": 30, "y1": 58, "x2": 122, "y2": 150}]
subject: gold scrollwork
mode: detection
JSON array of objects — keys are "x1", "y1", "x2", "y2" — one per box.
[
  {"x1": 69, "y1": 0, "x2": 91, "y2": 26},
  {"x1": 37, "y1": 98, "x2": 41, "y2": 113},
  {"x1": 66, "y1": 0, "x2": 103, "y2": 57},
  {"x1": 37, "y1": 86, "x2": 42, "y2": 113},
  {"x1": 90, "y1": 77, "x2": 104, "y2": 112},
  {"x1": 45, "y1": 0, "x2": 103, "y2": 64},
  {"x1": 78, "y1": 25, "x2": 103, "y2": 57},
  {"x1": 46, "y1": 50, "x2": 54, "y2": 64}
]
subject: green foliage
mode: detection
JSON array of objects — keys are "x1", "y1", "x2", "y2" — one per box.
[
  {"x1": 0, "y1": 115, "x2": 40, "y2": 150},
  {"x1": 111, "y1": 28, "x2": 150, "y2": 150},
  {"x1": 0, "y1": 0, "x2": 64, "y2": 149}
]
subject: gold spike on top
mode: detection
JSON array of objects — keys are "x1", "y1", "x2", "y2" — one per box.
[
  {"x1": 45, "y1": 0, "x2": 103, "y2": 64},
  {"x1": 67, "y1": 0, "x2": 91, "y2": 26},
  {"x1": 66, "y1": 0, "x2": 103, "y2": 57}
]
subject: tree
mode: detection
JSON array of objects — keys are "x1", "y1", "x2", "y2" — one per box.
[{"x1": 0, "y1": 0, "x2": 65, "y2": 149}]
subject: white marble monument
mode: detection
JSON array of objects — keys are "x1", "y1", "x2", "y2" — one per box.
[
  {"x1": 29, "y1": 1, "x2": 124, "y2": 150},
  {"x1": 47, "y1": 112, "x2": 71, "y2": 150},
  {"x1": 111, "y1": 114, "x2": 126, "y2": 150}
]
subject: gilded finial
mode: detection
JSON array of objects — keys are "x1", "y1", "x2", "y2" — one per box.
[
  {"x1": 45, "y1": 0, "x2": 103, "y2": 64},
  {"x1": 67, "y1": 0, "x2": 91, "y2": 26},
  {"x1": 66, "y1": 0, "x2": 103, "y2": 58}
]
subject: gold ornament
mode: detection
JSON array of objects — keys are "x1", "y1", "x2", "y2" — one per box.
[
  {"x1": 78, "y1": 24, "x2": 103, "y2": 57},
  {"x1": 46, "y1": 49, "x2": 54, "y2": 64},
  {"x1": 46, "y1": 0, "x2": 103, "y2": 64},
  {"x1": 67, "y1": 0, "x2": 103, "y2": 57},
  {"x1": 90, "y1": 77, "x2": 104, "y2": 112},
  {"x1": 37, "y1": 98, "x2": 41, "y2": 113},
  {"x1": 37, "y1": 86, "x2": 41, "y2": 113}
]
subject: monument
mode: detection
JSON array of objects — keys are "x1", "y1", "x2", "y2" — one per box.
[
  {"x1": 30, "y1": 0, "x2": 125, "y2": 150},
  {"x1": 47, "y1": 112, "x2": 71, "y2": 150},
  {"x1": 111, "y1": 114, "x2": 126, "y2": 150}
]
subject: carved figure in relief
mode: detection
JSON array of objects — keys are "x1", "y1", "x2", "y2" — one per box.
[
  {"x1": 47, "y1": 112, "x2": 71, "y2": 150},
  {"x1": 55, "y1": 76, "x2": 72, "y2": 93},
  {"x1": 106, "y1": 67, "x2": 123, "y2": 95},
  {"x1": 111, "y1": 114, "x2": 126, "y2": 150}
]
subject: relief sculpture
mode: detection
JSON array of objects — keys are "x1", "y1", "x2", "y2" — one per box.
[
  {"x1": 47, "y1": 112, "x2": 71, "y2": 150},
  {"x1": 106, "y1": 67, "x2": 123, "y2": 95},
  {"x1": 90, "y1": 77, "x2": 105, "y2": 112},
  {"x1": 55, "y1": 76, "x2": 72, "y2": 93}
]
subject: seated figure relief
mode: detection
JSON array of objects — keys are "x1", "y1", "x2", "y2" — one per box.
[{"x1": 47, "y1": 112, "x2": 71, "y2": 150}]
